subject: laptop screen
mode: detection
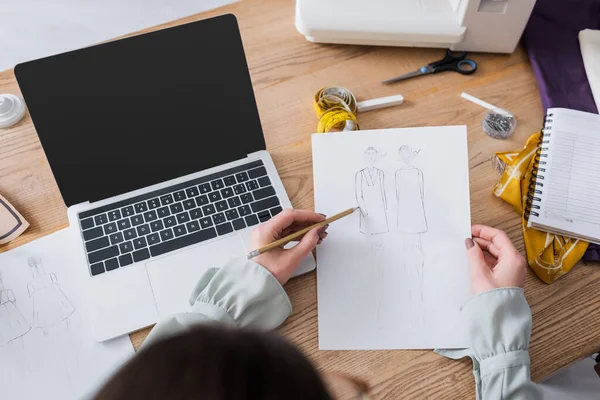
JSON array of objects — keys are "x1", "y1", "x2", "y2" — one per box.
[{"x1": 15, "y1": 14, "x2": 266, "y2": 207}]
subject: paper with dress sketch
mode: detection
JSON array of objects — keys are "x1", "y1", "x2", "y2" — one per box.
[
  {"x1": 0, "y1": 229, "x2": 134, "y2": 400},
  {"x1": 313, "y1": 127, "x2": 472, "y2": 350}
]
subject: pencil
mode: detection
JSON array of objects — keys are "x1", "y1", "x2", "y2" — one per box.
[{"x1": 246, "y1": 207, "x2": 358, "y2": 259}]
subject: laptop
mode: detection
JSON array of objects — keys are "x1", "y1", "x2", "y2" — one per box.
[{"x1": 14, "y1": 14, "x2": 315, "y2": 342}]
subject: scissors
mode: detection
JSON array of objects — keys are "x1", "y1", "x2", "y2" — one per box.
[{"x1": 382, "y1": 49, "x2": 477, "y2": 85}]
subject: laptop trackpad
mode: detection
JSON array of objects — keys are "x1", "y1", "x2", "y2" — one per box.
[{"x1": 146, "y1": 236, "x2": 246, "y2": 317}]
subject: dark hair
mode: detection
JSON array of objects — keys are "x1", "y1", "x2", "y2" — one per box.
[{"x1": 95, "y1": 325, "x2": 333, "y2": 400}]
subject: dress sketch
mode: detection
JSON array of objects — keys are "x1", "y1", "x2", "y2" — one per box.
[
  {"x1": 355, "y1": 147, "x2": 388, "y2": 235},
  {"x1": 0, "y1": 272, "x2": 31, "y2": 345},
  {"x1": 395, "y1": 145, "x2": 428, "y2": 303},
  {"x1": 27, "y1": 257, "x2": 75, "y2": 330}
]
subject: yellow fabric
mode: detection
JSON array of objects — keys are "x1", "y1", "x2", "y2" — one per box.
[{"x1": 492, "y1": 131, "x2": 589, "y2": 284}]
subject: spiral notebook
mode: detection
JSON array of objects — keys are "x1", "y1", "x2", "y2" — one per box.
[{"x1": 527, "y1": 108, "x2": 600, "y2": 244}]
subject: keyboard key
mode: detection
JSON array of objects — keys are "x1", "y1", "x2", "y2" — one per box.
[
  {"x1": 224, "y1": 175, "x2": 237, "y2": 186},
  {"x1": 119, "y1": 253, "x2": 133, "y2": 267},
  {"x1": 212, "y1": 213, "x2": 226, "y2": 225},
  {"x1": 195, "y1": 195, "x2": 209, "y2": 206},
  {"x1": 148, "y1": 198, "x2": 161, "y2": 209},
  {"x1": 240, "y1": 193, "x2": 254, "y2": 204},
  {"x1": 216, "y1": 222, "x2": 233, "y2": 235},
  {"x1": 238, "y1": 205, "x2": 252, "y2": 217},
  {"x1": 246, "y1": 180, "x2": 259, "y2": 191},
  {"x1": 118, "y1": 219, "x2": 131, "y2": 230},
  {"x1": 228, "y1": 197, "x2": 242, "y2": 208},
  {"x1": 211, "y1": 179, "x2": 224, "y2": 191},
  {"x1": 199, "y1": 217, "x2": 213, "y2": 229},
  {"x1": 258, "y1": 211, "x2": 271, "y2": 222},
  {"x1": 253, "y1": 186, "x2": 276, "y2": 201},
  {"x1": 147, "y1": 233, "x2": 161, "y2": 245},
  {"x1": 245, "y1": 215, "x2": 259, "y2": 226},
  {"x1": 133, "y1": 248, "x2": 150, "y2": 262},
  {"x1": 150, "y1": 220, "x2": 164, "y2": 232},
  {"x1": 198, "y1": 183, "x2": 211, "y2": 194},
  {"x1": 160, "y1": 228, "x2": 174, "y2": 241},
  {"x1": 86, "y1": 236, "x2": 109, "y2": 253},
  {"x1": 80, "y1": 217, "x2": 94, "y2": 230},
  {"x1": 208, "y1": 192, "x2": 222, "y2": 202},
  {"x1": 173, "y1": 190, "x2": 186, "y2": 202},
  {"x1": 173, "y1": 225, "x2": 187, "y2": 237},
  {"x1": 83, "y1": 226, "x2": 104, "y2": 241},
  {"x1": 233, "y1": 184, "x2": 246, "y2": 195},
  {"x1": 108, "y1": 210, "x2": 121, "y2": 221},
  {"x1": 221, "y1": 187, "x2": 234, "y2": 198},
  {"x1": 186, "y1": 220, "x2": 200, "y2": 232},
  {"x1": 133, "y1": 237, "x2": 147, "y2": 249},
  {"x1": 137, "y1": 224, "x2": 150, "y2": 236},
  {"x1": 94, "y1": 214, "x2": 108, "y2": 225},
  {"x1": 232, "y1": 218, "x2": 246, "y2": 231},
  {"x1": 124, "y1": 228, "x2": 137, "y2": 240},
  {"x1": 144, "y1": 210, "x2": 158, "y2": 222},
  {"x1": 170, "y1": 203, "x2": 183, "y2": 214},
  {"x1": 88, "y1": 245, "x2": 119, "y2": 264},
  {"x1": 90, "y1": 262, "x2": 105, "y2": 276},
  {"x1": 121, "y1": 205, "x2": 135, "y2": 217},
  {"x1": 183, "y1": 199, "x2": 196, "y2": 210},
  {"x1": 109, "y1": 232, "x2": 124, "y2": 245},
  {"x1": 104, "y1": 222, "x2": 117, "y2": 235},
  {"x1": 176, "y1": 212, "x2": 190, "y2": 224},
  {"x1": 251, "y1": 196, "x2": 280, "y2": 213},
  {"x1": 135, "y1": 202, "x2": 148, "y2": 213},
  {"x1": 270, "y1": 206, "x2": 283, "y2": 216},
  {"x1": 257, "y1": 176, "x2": 271, "y2": 187},
  {"x1": 235, "y1": 172, "x2": 249, "y2": 182},
  {"x1": 150, "y1": 228, "x2": 217, "y2": 257},
  {"x1": 164, "y1": 216, "x2": 177, "y2": 228},
  {"x1": 160, "y1": 194, "x2": 174, "y2": 205},
  {"x1": 119, "y1": 241, "x2": 134, "y2": 253},
  {"x1": 202, "y1": 204, "x2": 216, "y2": 215},
  {"x1": 131, "y1": 215, "x2": 144, "y2": 226},
  {"x1": 157, "y1": 206, "x2": 171, "y2": 218},
  {"x1": 105, "y1": 258, "x2": 119, "y2": 272},
  {"x1": 248, "y1": 166, "x2": 267, "y2": 179},
  {"x1": 185, "y1": 186, "x2": 199, "y2": 198},
  {"x1": 216, "y1": 200, "x2": 228, "y2": 212},
  {"x1": 189, "y1": 208, "x2": 203, "y2": 219},
  {"x1": 225, "y1": 209, "x2": 239, "y2": 221}
]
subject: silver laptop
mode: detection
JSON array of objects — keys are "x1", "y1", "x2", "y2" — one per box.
[{"x1": 14, "y1": 14, "x2": 315, "y2": 341}]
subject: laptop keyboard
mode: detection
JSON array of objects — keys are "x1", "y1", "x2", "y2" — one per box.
[{"x1": 77, "y1": 160, "x2": 282, "y2": 277}]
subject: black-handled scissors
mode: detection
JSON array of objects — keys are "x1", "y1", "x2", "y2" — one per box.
[{"x1": 382, "y1": 49, "x2": 477, "y2": 84}]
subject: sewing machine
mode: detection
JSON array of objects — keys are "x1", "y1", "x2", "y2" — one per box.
[{"x1": 295, "y1": 0, "x2": 537, "y2": 53}]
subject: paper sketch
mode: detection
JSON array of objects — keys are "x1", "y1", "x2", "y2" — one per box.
[
  {"x1": 313, "y1": 127, "x2": 472, "y2": 350},
  {"x1": 0, "y1": 229, "x2": 133, "y2": 400},
  {"x1": 355, "y1": 147, "x2": 389, "y2": 235},
  {"x1": 0, "y1": 272, "x2": 31, "y2": 346}
]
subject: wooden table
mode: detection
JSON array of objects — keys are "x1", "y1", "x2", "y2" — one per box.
[{"x1": 1, "y1": 0, "x2": 599, "y2": 398}]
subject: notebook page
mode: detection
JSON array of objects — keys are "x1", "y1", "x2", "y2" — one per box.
[{"x1": 535, "y1": 108, "x2": 600, "y2": 241}]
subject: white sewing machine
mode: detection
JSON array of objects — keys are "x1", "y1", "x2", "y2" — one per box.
[{"x1": 295, "y1": 0, "x2": 537, "y2": 53}]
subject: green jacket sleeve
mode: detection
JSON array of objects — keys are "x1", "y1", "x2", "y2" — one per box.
[
  {"x1": 436, "y1": 288, "x2": 542, "y2": 400},
  {"x1": 142, "y1": 257, "x2": 292, "y2": 347}
]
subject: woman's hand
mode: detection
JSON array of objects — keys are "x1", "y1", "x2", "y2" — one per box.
[
  {"x1": 466, "y1": 224, "x2": 526, "y2": 295},
  {"x1": 249, "y1": 209, "x2": 328, "y2": 285}
]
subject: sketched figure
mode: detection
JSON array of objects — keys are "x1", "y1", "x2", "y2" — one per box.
[
  {"x1": 395, "y1": 146, "x2": 428, "y2": 303},
  {"x1": 0, "y1": 271, "x2": 31, "y2": 345},
  {"x1": 27, "y1": 257, "x2": 75, "y2": 332},
  {"x1": 355, "y1": 147, "x2": 388, "y2": 235}
]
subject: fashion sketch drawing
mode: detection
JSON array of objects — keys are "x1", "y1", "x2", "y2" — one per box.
[
  {"x1": 355, "y1": 147, "x2": 389, "y2": 235},
  {"x1": 0, "y1": 271, "x2": 31, "y2": 345}
]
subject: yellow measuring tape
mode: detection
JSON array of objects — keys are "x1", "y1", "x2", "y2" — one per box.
[{"x1": 313, "y1": 86, "x2": 359, "y2": 133}]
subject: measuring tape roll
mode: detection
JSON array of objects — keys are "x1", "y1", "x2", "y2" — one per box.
[{"x1": 313, "y1": 86, "x2": 359, "y2": 133}]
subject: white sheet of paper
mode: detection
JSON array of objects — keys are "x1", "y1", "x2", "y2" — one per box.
[
  {"x1": 0, "y1": 0, "x2": 237, "y2": 72},
  {"x1": 313, "y1": 127, "x2": 472, "y2": 350},
  {"x1": 0, "y1": 229, "x2": 134, "y2": 399}
]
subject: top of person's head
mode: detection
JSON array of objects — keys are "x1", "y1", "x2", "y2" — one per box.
[{"x1": 94, "y1": 325, "x2": 333, "y2": 400}]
